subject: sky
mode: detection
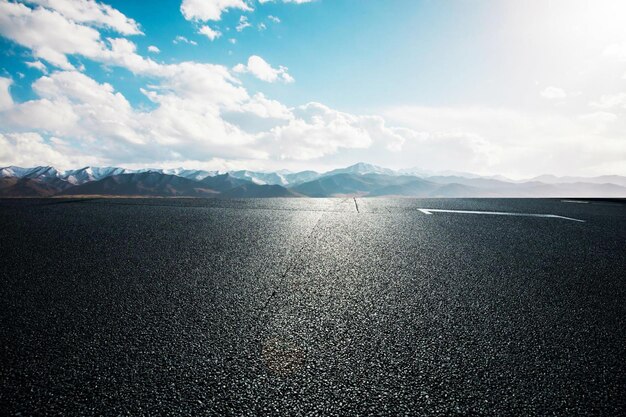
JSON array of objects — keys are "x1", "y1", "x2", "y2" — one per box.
[{"x1": 0, "y1": 0, "x2": 625, "y2": 178}]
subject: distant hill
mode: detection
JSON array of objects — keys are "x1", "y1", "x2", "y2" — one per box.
[
  {"x1": 294, "y1": 174, "x2": 498, "y2": 198},
  {"x1": 59, "y1": 172, "x2": 299, "y2": 198},
  {"x1": 291, "y1": 173, "x2": 396, "y2": 197},
  {"x1": 0, "y1": 177, "x2": 72, "y2": 197},
  {"x1": 529, "y1": 175, "x2": 626, "y2": 188},
  {"x1": 1, "y1": 163, "x2": 625, "y2": 198},
  {"x1": 228, "y1": 169, "x2": 322, "y2": 186},
  {"x1": 368, "y1": 178, "x2": 440, "y2": 197},
  {"x1": 61, "y1": 172, "x2": 219, "y2": 197},
  {"x1": 321, "y1": 162, "x2": 395, "y2": 178},
  {"x1": 199, "y1": 173, "x2": 251, "y2": 192},
  {"x1": 220, "y1": 183, "x2": 300, "y2": 198}
]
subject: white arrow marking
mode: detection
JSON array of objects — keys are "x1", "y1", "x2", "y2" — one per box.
[{"x1": 417, "y1": 208, "x2": 585, "y2": 222}]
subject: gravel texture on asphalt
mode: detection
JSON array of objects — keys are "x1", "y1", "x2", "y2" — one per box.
[{"x1": 0, "y1": 198, "x2": 625, "y2": 416}]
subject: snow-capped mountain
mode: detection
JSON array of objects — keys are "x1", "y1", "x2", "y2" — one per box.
[
  {"x1": 229, "y1": 170, "x2": 290, "y2": 186},
  {"x1": 160, "y1": 168, "x2": 216, "y2": 181},
  {"x1": 0, "y1": 166, "x2": 38, "y2": 178},
  {"x1": 228, "y1": 170, "x2": 322, "y2": 186},
  {"x1": 61, "y1": 167, "x2": 127, "y2": 184},
  {"x1": 0, "y1": 166, "x2": 61, "y2": 180},
  {"x1": 322, "y1": 162, "x2": 395, "y2": 177},
  {"x1": 1, "y1": 166, "x2": 126, "y2": 184},
  {"x1": 1, "y1": 163, "x2": 625, "y2": 198}
]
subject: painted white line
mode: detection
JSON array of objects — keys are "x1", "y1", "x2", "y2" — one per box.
[
  {"x1": 562, "y1": 200, "x2": 589, "y2": 204},
  {"x1": 417, "y1": 208, "x2": 585, "y2": 222}
]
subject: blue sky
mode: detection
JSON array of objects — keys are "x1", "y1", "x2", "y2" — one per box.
[
  {"x1": 87, "y1": 0, "x2": 491, "y2": 110},
  {"x1": 0, "y1": 0, "x2": 625, "y2": 177}
]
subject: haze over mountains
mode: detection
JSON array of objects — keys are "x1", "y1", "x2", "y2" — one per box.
[{"x1": 1, "y1": 163, "x2": 625, "y2": 198}]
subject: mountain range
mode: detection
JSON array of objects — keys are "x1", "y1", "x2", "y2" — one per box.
[{"x1": 1, "y1": 163, "x2": 625, "y2": 198}]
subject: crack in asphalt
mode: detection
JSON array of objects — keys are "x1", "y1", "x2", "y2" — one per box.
[{"x1": 261, "y1": 198, "x2": 349, "y2": 314}]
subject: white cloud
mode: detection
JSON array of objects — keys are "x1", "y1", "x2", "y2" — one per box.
[
  {"x1": 26, "y1": 0, "x2": 142, "y2": 35},
  {"x1": 1, "y1": 0, "x2": 623, "y2": 176},
  {"x1": 198, "y1": 25, "x2": 221, "y2": 40},
  {"x1": 0, "y1": 77, "x2": 13, "y2": 111},
  {"x1": 153, "y1": 62, "x2": 249, "y2": 110},
  {"x1": 97, "y1": 37, "x2": 163, "y2": 73},
  {"x1": 4, "y1": 97, "x2": 79, "y2": 134},
  {"x1": 147, "y1": 45, "x2": 160, "y2": 53},
  {"x1": 0, "y1": 70, "x2": 262, "y2": 163},
  {"x1": 383, "y1": 105, "x2": 626, "y2": 177},
  {"x1": 268, "y1": 15, "x2": 280, "y2": 23},
  {"x1": 0, "y1": 132, "x2": 103, "y2": 169},
  {"x1": 578, "y1": 111, "x2": 618, "y2": 134},
  {"x1": 590, "y1": 93, "x2": 626, "y2": 109},
  {"x1": 236, "y1": 15, "x2": 251, "y2": 32},
  {"x1": 603, "y1": 42, "x2": 626, "y2": 61},
  {"x1": 540, "y1": 86, "x2": 567, "y2": 100},
  {"x1": 258, "y1": 22, "x2": 266, "y2": 31},
  {"x1": 26, "y1": 60, "x2": 48, "y2": 73},
  {"x1": 172, "y1": 35, "x2": 198, "y2": 46},
  {"x1": 3, "y1": 65, "x2": 624, "y2": 176},
  {"x1": 238, "y1": 93, "x2": 292, "y2": 119},
  {"x1": 233, "y1": 55, "x2": 294, "y2": 83},
  {"x1": 0, "y1": 68, "x2": 414, "y2": 171},
  {"x1": 259, "y1": 0, "x2": 315, "y2": 4},
  {"x1": 180, "y1": 0, "x2": 252, "y2": 22},
  {"x1": 0, "y1": 0, "x2": 105, "y2": 69},
  {"x1": 258, "y1": 102, "x2": 406, "y2": 161},
  {"x1": 0, "y1": 1, "x2": 161, "y2": 72},
  {"x1": 173, "y1": 35, "x2": 197, "y2": 45}
]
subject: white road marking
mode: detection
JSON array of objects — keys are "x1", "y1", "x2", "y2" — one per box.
[
  {"x1": 417, "y1": 208, "x2": 585, "y2": 222},
  {"x1": 562, "y1": 200, "x2": 589, "y2": 204}
]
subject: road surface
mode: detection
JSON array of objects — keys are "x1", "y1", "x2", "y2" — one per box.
[{"x1": 1, "y1": 198, "x2": 625, "y2": 415}]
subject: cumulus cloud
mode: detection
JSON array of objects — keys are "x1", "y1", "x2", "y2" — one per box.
[
  {"x1": 27, "y1": 0, "x2": 142, "y2": 35},
  {"x1": 26, "y1": 61, "x2": 49, "y2": 73},
  {"x1": 233, "y1": 55, "x2": 294, "y2": 83},
  {"x1": 4, "y1": 97, "x2": 79, "y2": 134},
  {"x1": 0, "y1": 70, "x2": 263, "y2": 163},
  {"x1": 0, "y1": 0, "x2": 106, "y2": 69},
  {"x1": 261, "y1": 103, "x2": 405, "y2": 160},
  {"x1": 173, "y1": 35, "x2": 197, "y2": 45},
  {"x1": 236, "y1": 15, "x2": 251, "y2": 32},
  {"x1": 590, "y1": 93, "x2": 626, "y2": 109},
  {"x1": 198, "y1": 25, "x2": 221, "y2": 40},
  {"x1": 0, "y1": 1, "x2": 161, "y2": 72},
  {"x1": 540, "y1": 86, "x2": 567, "y2": 100},
  {"x1": 259, "y1": 0, "x2": 315, "y2": 4},
  {"x1": 603, "y1": 42, "x2": 626, "y2": 61},
  {"x1": 383, "y1": 105, "x2": 626, "y2": 177},
  {"x1": 1, "y1": 0, "x2": 623, "y2": 177},
  {"x1": 0, "y1": 66, "x2": 415, "y2": 171},
  {"x1": 0, "y1": 77, "x2": 13, "y2": 111},
  {"x1": 147, "y1": 45, "x2": 160, "y2": 53},
  {"x1": 0, "y1": 132, "x2": 103, "y2": 169},
  {"x1": 180, "y1": 0, "x2": 252, "y2": 22},
  {"x1": 238, "y1": 93, "x2": 292, "y2": 119}
]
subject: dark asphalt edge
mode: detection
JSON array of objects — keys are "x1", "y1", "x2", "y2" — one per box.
[{"x1": 24, "y1": 199, "x2": 362, "y2": 215}]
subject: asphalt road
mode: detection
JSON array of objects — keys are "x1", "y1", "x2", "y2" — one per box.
[{"x1": 0, "y1": 198, "x2": 625, "y2": 416}]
